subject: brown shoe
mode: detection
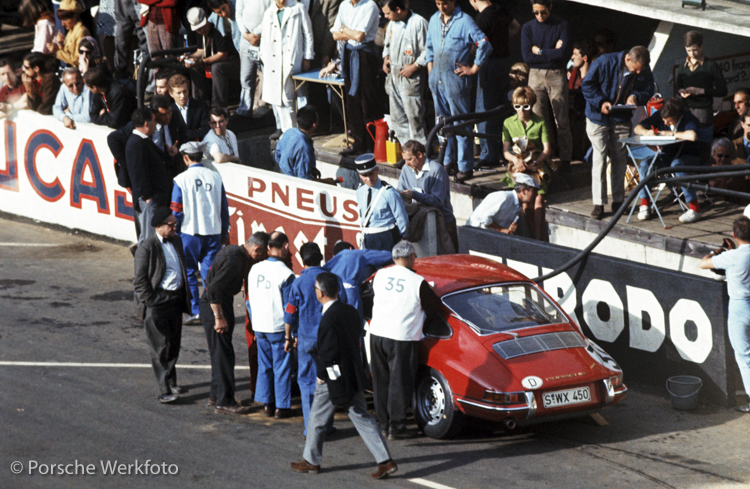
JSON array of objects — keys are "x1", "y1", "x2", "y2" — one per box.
[
  {"x1": 214, "y1": 404, "x2": 252, "y2": 415},
  {"x1": 290, "y1": 459, "x2": 320, "y2": 474},
  {"x1": 274, "y1": 408, "x2": 292, "y2": 419},
  {"x1": 264, "y1": 404, "x2": 275, "y2": 417},
  {"x1": 370, "y1": 460, "x2": 398, "y2": 479}
]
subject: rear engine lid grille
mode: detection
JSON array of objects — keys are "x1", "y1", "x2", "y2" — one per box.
[{"x1": 492, "y1": 332, "x2": 586, "y2": 359}]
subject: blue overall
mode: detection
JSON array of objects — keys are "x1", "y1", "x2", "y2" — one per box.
[
  {"x1": 283, "y1": 266, "x2": 347, "y2": 435},
  {"x1": 425, "y1": 7, "x2": 492, "y2": 172}
]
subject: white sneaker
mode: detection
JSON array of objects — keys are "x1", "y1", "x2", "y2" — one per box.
[
  {"x1": 637, "y1": 205, "x2": 651, "y2": 221},
  {"x1": 679, "y1": 209, "x2": 701, "y2": 223}
]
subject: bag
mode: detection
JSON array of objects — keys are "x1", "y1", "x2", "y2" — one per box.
[
  {"x1": 114, "y1": 160, "x2": 131, "y2": 188},
  {"x1": 504, "y1": 137, "x2": 550, "y2": 187}
]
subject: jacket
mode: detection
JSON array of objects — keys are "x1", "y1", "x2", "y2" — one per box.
[
  {"x1": 317, "y1": 300, "x2": 368, "y2": 406},
  {"x1": 133, "y1": 233, "x2": 191, "y2": 319},
  {"x1": 27, "y1": 73, "x2": 61, "y2": 116},
  {"x1": 172, "y1": 99, "x2": 210, "y2": 141},
  {"x1": 581, "y1": 50, "x2": 654, "y2": 127},
  {"x1": 90, "y1": 80, "x2": 137, "y2": 129},
  {"x1": 125, "y1": 132, "x2": 173, "y2": 210}
]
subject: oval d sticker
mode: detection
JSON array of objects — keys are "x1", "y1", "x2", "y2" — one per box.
[{"x1": 522, "y1": 376, "x2": 543, "y2": 389}]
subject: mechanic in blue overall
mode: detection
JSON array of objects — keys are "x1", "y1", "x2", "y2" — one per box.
[
  {"x1": 424, "y1": 0, "x2": 492, "y2": 183},
  {"x1": 283, "y1": 242, "x2": 347, "y2": 436},
  {"x1": 355, "y1": 154, "x2": 409, "y2": 252},
  {"x1": 323, "y1": 241, "x2": 393, "y2": 327}
]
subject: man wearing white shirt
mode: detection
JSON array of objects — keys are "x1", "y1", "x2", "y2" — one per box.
[
  {"x1": 202, "y1": 107, "x2": 240, "y2": 163},
  {"x1": 331, "y1": 0, "x2": 381, "y2": 156},
  {"x1": 234, "y1": 0, "x2": 272, "y2": 116},
  {"x1": 52, "y1": 67, "x2": 92, "y2": 130},
  {"x1": 133, "y1": 208, "x2": 192, "y2": 404},
  {"x1": 465, "y1": 173, "x2": 540, "y2": 236},
  {"x1": 368, "y1": 240, "x2": 442, "y2": 439}
]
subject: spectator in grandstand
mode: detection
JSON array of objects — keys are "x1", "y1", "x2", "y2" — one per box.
[
  {"x1": 260, "y1": 0, "x2": 314, "y2": 137},
  {"x1": 469, "y1": 0, "x2": 519, "y2": 168},
  {"x1": 168, "y1": 74, "x2": 210, "y2": 141},
  {"x1": 728, "y1": 89, "x2": 750, "y2": 141},
  {"x1": 707, "y1": 137, "x2": 747, "y2": 201},
  {"x1": 77, "y1": 37, "x2": 102, "y2": 75},
  {"x1": 0, "y1": 59, "x2": 27, "y2": 117},
  {"x1": 151, "y1": 94, "x2": 188, "y2": 178},
  {"x1": 582, "y1": 45, "x2": 653, "y2": 220},
  {"x1": 568, "y1": 39, "x2": 596, "y2": 161},
  {"x1": 22, "y1": 52, "x2": 61, "y2": 116},
  {"x1": 276, "y1": 105, "x2": 318, "y2": 180},
  {"x1": 521, "y1": 0, "x2": 571, "y2": 170},
  {"x1": 47, "y1": 0, "x2": 91, "y2": 67},
  {"x1": 593, "y1": 28, "x2": 617, "y2": 56},
  {"x1": 53, "y1": 67, "x2": 92, "y2": 129},
  {"x1": 466, "y1": 173, "x2": 540, "y2": 237},
  {"x1": 95, "y1": 0, "x2": 117, "y2": 73},
  {"x1": 634, "y1": 96, "x2": 702, "y2": 223},
  {"x1": 185, "y1": 7, "x2": 241, "y2": 109},
  {"x1": 139, "y1": 0, "x2": 181, "y2": 55},
  {"x1": 675, "y1": 30, "x2": 727, "y2": 128},
  {"x1": 202, "y1": 107, "x2": 240, "y2": 164},
  {"x1": 332, "y1": 0, "x2": 382, "y2": 156},
  {"x1": 20, "y1": 0, "x2": 56, "y2": 55},
  {"x1": 85, "y1": 66, "x2": 137, "y2": 129},
  {"x1": 501, "y1": 86, "x2": 551, "y2": 241},
  {"x1": 114, "y1": 0, "x2": 149, "y2": 79},
  {"x1": 207, "y1": 0, "x2": 242, "y2": 53},
  {"x1": 233, "y1": 0, "x2": 272, "y2": 117},
  {"x1": 381, "y1": 0, "x2": 429, "y2": 146},
  {"x1": 154, "y1": 68, "x2": 175, "y2": 96},
  {"x1": 734, "y1": 113, "x2": 750, "y2": 162}
]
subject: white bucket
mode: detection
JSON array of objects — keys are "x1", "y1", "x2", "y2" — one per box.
[{"x1": 666, "y1": 375, "x2": 702, "y2": 410}]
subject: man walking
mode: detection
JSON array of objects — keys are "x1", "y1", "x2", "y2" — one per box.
[
  {"x1": 133, "y1": 208, "x2": 191, "y2": 403},
  {"x1": 290, "y1": 272, "x2": 398, "y2": 479},
  {"x1": 171, "y1": 142, "x2": 230, "y2": 325},
  {"x1": 369, "y1": 240, "x2": 442, "y2": 438}
]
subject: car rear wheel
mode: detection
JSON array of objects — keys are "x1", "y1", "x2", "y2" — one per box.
[{"x1": 414, "y1": 368, "x2": 463, "y2": 439}]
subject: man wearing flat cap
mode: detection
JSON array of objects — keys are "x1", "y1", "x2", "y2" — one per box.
[
  {"x1": 171, "y1": 141, "x2": 230, "y2": 325},
  {"x1": 355, "y1": 154, "x2": 408, "y2": 251},
  {"x1": 133, "y1": 207, "x2": 192, "y2": 404}
]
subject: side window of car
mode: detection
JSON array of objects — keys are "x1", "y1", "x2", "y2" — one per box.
[{"x1": 423, "y1": 313, "x2": 452, "y2": 339}]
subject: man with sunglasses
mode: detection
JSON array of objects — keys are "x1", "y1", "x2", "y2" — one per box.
[
  {"x1": 53, "y1": 67, "x2": 92, "y2": 130},
  {"x1": 201, "y1": 107, "x2": 240, "y2": 164}
]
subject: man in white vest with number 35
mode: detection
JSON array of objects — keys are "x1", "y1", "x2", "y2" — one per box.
[
  {"x1": 368, "y1": 240, "x2": 442, "y2": 439},
  {"x1": 171, "y1": 141, "x2": 230, "y2": 325}
]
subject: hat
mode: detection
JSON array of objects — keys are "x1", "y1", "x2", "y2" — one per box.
[
  {"x1": 514, "y1": 173, "x2": 541, "y2": 190},
  {"x1": 179, "y1": 141, "x2": 204, "y2": 154},
  {"x1": 187, "y1": 7, "x2": 208, "y2": 31},
  {"x1": 355, "y1": 153, "x2": 377, "y2": 174},
  {"x1": 58, "y1": 0, "x2": 84, "y2": 13},
  {"x1": 300, "y1": 242, "x2": 323, "y2": 263},
  {"x1": 151, "y1": 207, "x2": 174, "y2": 228}
]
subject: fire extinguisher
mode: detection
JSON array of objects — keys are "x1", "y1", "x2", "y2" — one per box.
[{"x1": 646, "y1": 93, "x2": 664, "y2": 116}]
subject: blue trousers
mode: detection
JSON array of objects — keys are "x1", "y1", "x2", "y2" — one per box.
[
  {"x1": 638, "y1": 154, "x2": 700, "y2": 203},
  {"x1": 255, "y1": 332, "x2": 292, "y2": 409},
  {"x1": 476, "y1": 57, "x2": 510, "y2": 165},
  {"x1": 432, "y1": 80, "x2": 473, "y2": 172},
  {"x1": 181, "y1": 233, "x2": 222, "y2": 316},
  {"x1": 728, "y1": 298, "x2": 750, "y2": 395}
]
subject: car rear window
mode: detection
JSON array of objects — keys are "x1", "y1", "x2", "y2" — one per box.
[{"x1": 442, "y1": 283, "x2": 565, "y2": 334}]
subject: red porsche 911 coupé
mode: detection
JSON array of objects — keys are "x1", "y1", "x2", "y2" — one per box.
[{"x1": 365, "y1": 255, "x2": 627, "y2": 439}]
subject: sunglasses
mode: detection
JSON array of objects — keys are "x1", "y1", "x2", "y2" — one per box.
[
  {"x1": 514, "y1": 104, "x2": 531, "y2": 110},
  {"x1": 79, "y1": 49, "x2": 91, "y2": 55}
]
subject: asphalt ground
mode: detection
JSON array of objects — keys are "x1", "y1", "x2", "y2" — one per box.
[{"x1": 1, "y1": 215, "x2": 749, "y2": 489}]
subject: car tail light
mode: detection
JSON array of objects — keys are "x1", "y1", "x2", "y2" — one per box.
[
  {"x1": 482, "y1": 391, "x2": 526, "y2": 404},
  {"x1": 609, "y1": 374, "x2": 623, "y2": 389}
]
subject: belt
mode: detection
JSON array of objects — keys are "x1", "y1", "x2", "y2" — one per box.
[{"x1": 362, "y1": 224, "x2": 396, "y2": 235}]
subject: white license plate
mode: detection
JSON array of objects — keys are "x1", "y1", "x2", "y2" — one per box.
[{"x1": 542, "y1": 386, "x2": 591, "y2": 408}]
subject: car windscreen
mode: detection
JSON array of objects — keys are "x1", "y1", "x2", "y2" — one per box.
[{"x1": 442, "y1": 283, "x2": 566, "y2": 334}]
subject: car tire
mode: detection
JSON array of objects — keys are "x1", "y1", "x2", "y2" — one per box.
[{"x1": 414, "y1": 368, "x2": 464, "y2": 439}]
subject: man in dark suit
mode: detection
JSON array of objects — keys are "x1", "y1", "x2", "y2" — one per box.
[
  {"x1": 133, "y1": 208, "x2": 192, "y2": 403},
  {"x1": 168, "y1": 74, "x2": 211, "y2": 141},
  {"x1": 733, "y1": 113, "x2": 750, "y2": 162},
  {"x1": 126, "y1": 107, "x2": 174, "y2": 245},
  {"x1": 151, "y1": 94, "x2": 189, "y2": 178},
  {"x1": 84, "y1": 66, "x2": 137, "y2": 129},
  {"x1": 291, "y1": 272, "x2": 398, "y2": 480}
]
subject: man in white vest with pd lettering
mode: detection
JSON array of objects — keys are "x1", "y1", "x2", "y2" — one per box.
[
  {"x1": 368, "y1": 240, "x2": 442, "y2": 439},
  {"x1": 247, "y1": 231, "x2": 296, "y2": 418},
  {"x1": 171, "y1": 141, "x2": 230, "y2": 325}
]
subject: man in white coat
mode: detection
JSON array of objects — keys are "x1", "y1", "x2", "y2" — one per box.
[
  {"x1": 260, "y1": 0, "x2": 315, "y2": 135},
  {"x1": 382, "y1": 0, "x2": 428, "y2": 145}
]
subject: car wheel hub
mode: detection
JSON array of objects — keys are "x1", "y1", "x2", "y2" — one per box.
[{"x1": 421, "y1": 377, "x2": 445, "y2": 424}]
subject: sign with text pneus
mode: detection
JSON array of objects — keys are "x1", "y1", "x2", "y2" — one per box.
[
  {"x1": 0, "y1": 111, "x2": 361, "y2": 269},
  {"x1": 459, "y1": 226, "x2": 734, "y2": 406}
]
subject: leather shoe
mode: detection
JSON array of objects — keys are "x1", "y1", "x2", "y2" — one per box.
[
  {"x1": 370, "y1": 460, "x2": 398, "y2": 479},
  {"x1": 444, "y1": 163, "x2": 458, "y2": 176},
  {"x1": 169, "y1": 385, "x2": 183, "y2": 395},
  {"x1": 455, "y1": 170, "x2": 473, "y2": 183},
  {"x1": 214, "y1": 404, "x2": 252, "y2": 415},
  {"x1": 611, "y1": 202, "x2": 623, "y2": 214},
  {"x1": 736, "y1": 403, "x2": 750, "y2": 413},
  {"x1": 274, "y1": 408, "x2": 292, "y2": 419},
  {"x1": 158, "y1": 394, "x2": 178, "y2": 404},
  {"x1": 339, "y1": 146, "x2": 364, "y2": 157},
  {"x1": 290, "y1": 459, "x2": 320, "y2": 474},
  {"x1": 206, "y1": 398, "x2": 216, "y2": 407},
  {"x1": 264, "y1": 404, "x2": 275, "y2": 417},
  {"x1": 591, "y1": 205, "x2": 604, "y2": 220},
  {"x1": 388, "y1": 427, "x2": 417, "y2": 440}
]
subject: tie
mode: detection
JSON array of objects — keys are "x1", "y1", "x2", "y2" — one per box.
[{"x1": 366, "y1": 187, "x2": 372, "y2": 213}]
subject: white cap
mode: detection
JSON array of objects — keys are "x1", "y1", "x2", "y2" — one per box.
[
  {"x1": 514, "y1": 173, "x2": 541, "y2": 190},
  {"x1": 744, "y1": 203, "x2": 750, "y2": 219},
  {"x1": 187, "y1": 7, "x2": 208, "y2": 31}
]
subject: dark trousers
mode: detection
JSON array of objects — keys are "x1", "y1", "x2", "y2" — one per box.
[
  {"x1": 369, "y1": 334, "x2": 419, "y2": 432},
  {"x1": 114, "y1": 0, "x2": 149, "y2": 79},
  {"x1": 363, "y1": 227, "x2": 400, "y2": 252},
  {"x1": 191, "y1": 57, "x2": 241, "y2": 109},
  {"x1": 344, "y1": 50, "x2": 383, "y2": 151},
  {"x1": 200, "y1": 298, "x2": 236, "y2": 407},
  {"x1": 144, "y1": 297, "x2": 183, "y2": 395}
]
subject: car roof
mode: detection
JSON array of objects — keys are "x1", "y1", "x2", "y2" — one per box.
[{"x1": 412, "y1": 254, "x2": 533, "y2": 297}]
